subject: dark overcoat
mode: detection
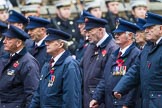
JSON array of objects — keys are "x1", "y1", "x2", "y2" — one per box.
[
  {"x1": 81, "y1": 35, "x2": 119, "y2": 108},
  {"x1": 113, "y1": 40, "x2": 162, "y2": 108},
  {"x1": 93, "y1": 43, "x2": 140, "y2": 108},
  {"x1": 30, "y1": 51, "x2": 82, "y2": 108}
]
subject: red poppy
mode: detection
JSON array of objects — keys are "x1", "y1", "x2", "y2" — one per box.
[
  {"x1": 13, "y1": 61, "x2": 19, "y2": 68},
  {"x1": 50, "y1": 68, "x2": 54, "y2": 74},
  {"x1": 116, "y1": 59, "x2": 125, "y2": 67},
  {"x1": 102, "y1": 49, "x2": 107, "y2": 57}
]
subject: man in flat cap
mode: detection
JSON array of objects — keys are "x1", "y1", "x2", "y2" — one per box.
[
  {"x1": 0, "y1": 25, "x2": 40, "y2": 108},
  {"x1": 113, "y1": 12, "x2": 162, "y2": 108},
  {"x1": 50, "y1": 0, "x2": 80, "y2": 55},
  {"x1": 26, "y1": 16, "x2": 51, "y2": 69},
  {"x1": 90, "y1": 18, "x2": 141, "y2": 108},
  {"x1": 81, "y1": 16, "x2": 118, "y2": 108},
  {"x1": 30, "y1": 28, "x2": 82, "y2": 108}
]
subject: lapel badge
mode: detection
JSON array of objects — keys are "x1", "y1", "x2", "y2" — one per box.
[{"x1": 7, "y1": 69, "x2": 15, "y2": 76}]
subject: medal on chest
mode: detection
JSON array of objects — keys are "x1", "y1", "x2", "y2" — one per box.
[
  {"x1": 112, "y1": 58, "x2": 127, "y2": 76},
  {"x1": 48, "y1": 68, "x2": 55, "y2": 87}
]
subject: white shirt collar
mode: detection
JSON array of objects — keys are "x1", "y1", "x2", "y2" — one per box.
[
  {"x1": 96, "y1": 32, "x2": 109, "y2": 47},
  {"x1": 35, "y1": 35, "x2": 47, "y2": 46},
  {"x1": 119, "y1": 44, "x2": 132, "y2": 56},
  {"x1": 156, "y1": 36, "x2": 162, "y2": 45},
  {"x1": 11, "y1": 48, "x2": 23, "y2": 57},
  {"x1": 51, "y1": 50, "x2": 65, "y2": 67}
]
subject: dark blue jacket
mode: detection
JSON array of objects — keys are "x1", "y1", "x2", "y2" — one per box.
[
  {"x1": 30, "y1": 51, "x2": 82, "y2": 108},
  {"x1": 0, "y1": 48, "x2": 40, "y2": 108},
  {"x1": 81, "y1": 34, "x2": 119, "y2": 108},
  {"x1": 75, "y1": 39, "x2": 89, "y2": 62},
  {"x1": 113, "y1": 39, "x2": 162, "y2": 108},
  {"x1": 27, "y1": 40, "x2": 51, "y2": 69},
  {"x1": 93, "y1": 43, "x2": 140, "y2": 108}
]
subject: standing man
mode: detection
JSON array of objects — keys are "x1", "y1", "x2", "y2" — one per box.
[
  {"x1": 75, "y1": 10, "x2": 94, "y2": 61},
  {"x1": 26, "y1": 16, "x2": 51, "y2": 68},
  {"x1": 0, "y1": 25, "x2": 40, "y2": 108},
  {"x1": 30, "y1": 28, "x2": 82, "y2": 108},
  {"x1": 113, "y1": 12, "x2": 162, "y2": 108},
  {"x1": 50, "y1": 1, "x2": 79, "y2": 55},
  {"x1": 81, "y1": 16, "x2": 118, "y2": 108},
  {"x1": 6, "y1": 9, "x2": 36, "y2": 59},
  {"x1": 90, "y1": 18, "x2": 141, "y2": 108}
]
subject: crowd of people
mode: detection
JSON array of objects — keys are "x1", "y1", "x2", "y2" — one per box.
[{"x1": 0, "y1": 0, "x2": 162, "y2": 108}]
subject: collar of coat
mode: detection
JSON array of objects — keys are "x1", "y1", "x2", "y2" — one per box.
[
  {"x1": 98, "y1": 33, "x2": 113, "y2": 49},
  {"x1": 34, "y1": 40, "x2": 46, "y2": 48},
  {"x1": 113, "y1": 42, "x2": 136, "y2": 59},
  {"x1": 11, "y1": 47, "x2": 27, "y2": 61},
  {"x1": 54, "y1": 50, "x2": 71, "y2": 66}
]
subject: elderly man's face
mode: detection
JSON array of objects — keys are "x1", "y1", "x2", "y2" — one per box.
[
  {"x1": 86, "y1": 28, "x2": 101, "y2": 44},
  {"x1": 115, "y1": 32, "x2": 130, "y2": 46},
  {"x1": 135, "y1": 31, "x2": 146, "y2": 45},
  {"x1": 28, "y1": 27, "x2": 45, "y2": 42},
  {"x1": 145, "y1": 25, "x2": 161, "y2": 42},
  {"x1": 45, "y1": 40, "x2": 62, "y2": 56},
  {"x1": 3, "y1": 37, "x2": 20, "y2": 53}
]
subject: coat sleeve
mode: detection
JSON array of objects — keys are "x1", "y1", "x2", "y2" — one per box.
[
  {"x1": 92, "y1": 78, "x2": 105, "y2": 104},
  {"x1": 113, "y1": 55, "x2": 141, "y2": 96},
  {"x1": 29, "y1": 85, "x2": 41, "y2": 108},
  {"x1": 62, "y1": 61, "x2": 82, "y2": 108},
  {"x1": 21, "y1": 61, "x2": 40, "y2": 108}
]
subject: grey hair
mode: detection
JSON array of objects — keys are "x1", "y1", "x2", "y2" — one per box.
[
  {"x1": 57, "y1": 39, "x2": 69, "y2": 50},
  {"x1": 125, "y1": 31, "x2": 135, "y2": 41}
]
